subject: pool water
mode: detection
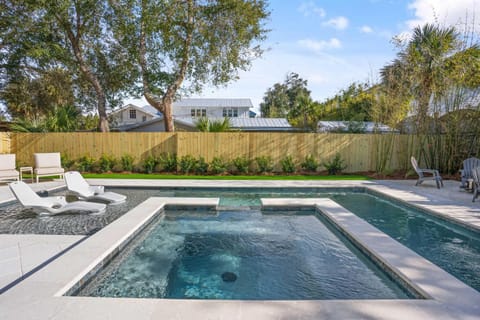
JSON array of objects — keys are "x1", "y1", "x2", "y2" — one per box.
[
  {"x1": 331, "y1": 193, "x2": 480, "y2": 293},
  {"x1": 1, "y1": 186, "x2": 479, "y2": 293},
  {"x1": 77, "y1": 209, "x2": 412, "y2": 300}
]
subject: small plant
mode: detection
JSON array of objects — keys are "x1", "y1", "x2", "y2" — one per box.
[
  {"x1": 300, "y1": 154, "x2": 319, "y2": 172},
  {"x1": 255, "y1": 156, "x2": 274, "y2": 174},
  {"x1": 61, "y1": 154, "x2": 75, "y2": 170},
  {"x1": 195, "y1": 156, "x2": 209, "y2": 175},
  {"x1": 210, "y1": 157, "x2": 229, "y2": 174},
  {"x1": 178, "y1": 155, "x2": 198, "y2": 174},
  {"x1": 98, "y1": 154, "x2": 116, "y2": 173},
  {"x1": 322, "y1": 153, "x2": 347, "y2": 175},
  {"x1": 143, "y1": 155, "x2": 159, "y2": 174},
  {"x1": 77, "y1": 155, "x2": 95, "y2": 172},
  {"x1": 158, "y1": 153, "x2": 177, "y2": 172},
  {"x1": 232, "y1": 156, "x2": 251, "y2": 174},
  {"x1": 280, "y1": 155, "x2": 296, "y2": 174},
  {"x1": 120, "y1": 154, "x2": 135, "y2": 172}
]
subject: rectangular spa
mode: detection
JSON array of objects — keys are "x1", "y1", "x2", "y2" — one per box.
[{"x1": 72, "y1": 207, "x2": 415, "y2": 300}]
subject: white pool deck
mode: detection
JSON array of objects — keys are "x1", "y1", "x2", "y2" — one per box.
[{"x1": 0, "y1": 178, "x2": 479, "y2": 319}]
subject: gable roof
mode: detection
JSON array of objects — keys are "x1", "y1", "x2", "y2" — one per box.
[
  {"x1": 110, "y1": 104, "x2": 159, "y2": 117},
  {"x1": 173, "y1": 98, "x2": 253, "y2": 108}
]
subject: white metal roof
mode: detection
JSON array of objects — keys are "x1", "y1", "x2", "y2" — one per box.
[{"x1": 173, "y1": 98, "x2": 253, "y2": 108}]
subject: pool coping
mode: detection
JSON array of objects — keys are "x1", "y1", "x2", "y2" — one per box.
[{"x1": 1, "y1": 191, "x2": 479, "y2": 320}]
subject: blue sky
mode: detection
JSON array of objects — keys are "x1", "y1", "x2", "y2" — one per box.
[{"x1": 130, "y1": 0, "x2": 480, "y2": 111}]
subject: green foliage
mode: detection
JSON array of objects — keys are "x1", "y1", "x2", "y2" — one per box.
[
  {"x1": 61, "y1": 154, "x2": 75, "y2": 170},
  {"x1": 143, "y1": 155, "x2": 159, "y2": 174},
  {"x1": 195, "y1": 157, "x2": 209, "y2": 175},
  {"x1": 158, "y1": 153, "x2": 177, "y2": 172},
  {"x1": 280, "y1": 155, "x2": 296, "y2": 174},
  {"x1": 195, "y1": 117, "x2": 232, "y2": 132},
  {"x1": 178, "y1": 155, "x2": 198, "y2": 174},
  {"x1": 260, "y1": 72, "x2": 311, "y2": 119},
  {"x1": 110, "y1": 0, "x2": 269, "y2": 131},
  {"x1": 300, "y1": 154, "x2": 318, "y2": 172},
  {"x1": 120, "y1": 154, "x2": 135, "y2": 172},
  {"x1": 232, "y1": 156, "x2": 251, "y2": 174},
  {"x1": 98, "y1": 154, "x2": 117, "y2": 173},
  {"x1": 255, "y1": 156, "x2": 274, "y2": 174},
  {"x1": 316, "y1": 82, "x2": 376, "y2": 122},
  {"x1": 322, "y1": 153, "x2": 347, "y2": 175},
  {"x1": 210, "y1": 157, "x2": 229, "y2": 175},
  {"x1": 77, "y1": 155, "x2": 95, "y2": 172}
]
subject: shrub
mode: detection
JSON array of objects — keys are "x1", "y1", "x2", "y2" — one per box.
[
  {"x1": 255, "y1": 156, "x2": 274, "y2": 174},
  {"x1": 111, "y1": 163, "x2": 124, "y2": 173},
  {"x1": 120, "y1": 154, "x2": 135, "y2": 172},
  {"x1": 322, "y1": 153, "x2": 347, "y2": 175},
  {"x1": 158, "y1": 153, "x2": 177, "y2": 172},
  {"x1": 210, "y1": 157, "x2": 229, "y2": 174},
  {"x1": 98, "y1": 154, "x2": 116, "y2": 173},
  {"x1": 77, "y1": 155, "x2": 95, "y2": 172},
  {"x1": 143, "y1": 155, "x2": 159, "y2": 174},
  {"x1": 232, "y1": 156, "x2": 251, "y2": 174},
  {"x1": 300, "y1": 154, "x2": 318, "y2": 172},
  {"x1": 178, "y1": 155, "x2": 198, "y2": 174},
  {"x1": 61, "y1": 154, "x2": 75, "y2": 170},
  {"x1": 195, "y1": 156, "x2": 209, "y2": 175},
  {"x1": 280, "y1": 155, "x2": 296, "y2": 174}
]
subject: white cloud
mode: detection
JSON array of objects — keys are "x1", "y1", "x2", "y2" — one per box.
[
  {"x1": 322, "y1": 16, "x2": 349, "y2": 30},
  {"x1": 298, "y1": 38, "x2": 342, "y2": 52},
  {"x1": 298, "y1": 1, "x2": 326, "y2": 18},
  {"x1": 360, "y1": 25, "x2": 374, "y2": 33},
  {"x1": 407, "y1": 0, "x2": 480, "y2": 29}
]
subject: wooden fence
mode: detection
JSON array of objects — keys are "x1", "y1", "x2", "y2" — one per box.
[
  {"x1": 0, "y1": 132, "x2": 11, "y2": 154},
  {"x1": 2, "y1": 132, "x2": 414, "y2": 172}
]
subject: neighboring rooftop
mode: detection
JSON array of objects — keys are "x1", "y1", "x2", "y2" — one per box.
[{"x1": 173, "y1": 98, "x2": 253, "y2": 108}]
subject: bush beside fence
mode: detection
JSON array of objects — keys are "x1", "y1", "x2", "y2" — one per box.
[{"x1": 2, "y1": 132, "x2": 415, "y2": 173}]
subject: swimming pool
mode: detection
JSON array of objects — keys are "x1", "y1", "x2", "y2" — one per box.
[
  {"x1": 1, "y1": 186, "x2": 479, "y2": 293},
  {"x1": 75, "y1": 208, "x2": 414, "y2": 300}
]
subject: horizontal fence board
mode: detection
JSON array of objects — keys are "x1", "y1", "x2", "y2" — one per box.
[{"x1": 2, "y1": 131, "x2": 420, "y2": 173}]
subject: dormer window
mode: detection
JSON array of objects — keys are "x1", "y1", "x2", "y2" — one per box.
[{"x1": 129, "y1": 109, "x2": 137, "y2": 119}]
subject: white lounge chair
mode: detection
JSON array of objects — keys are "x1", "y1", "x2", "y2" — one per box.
[
  {"x1": 411, "y1": 156, "x2": 443, "y2": 189},
  {"x1": 8, "y1": 181, "x2": 106, "y2": 215},
  {"x1": 34, "y1": 152, "x2": 65, "y2": 183},
  {"x1": 65, "y1": 171, "x2": 126, "y2": 204},
  {"x1": 0, "y1": 154, "x2": 20, "y2": 183}
]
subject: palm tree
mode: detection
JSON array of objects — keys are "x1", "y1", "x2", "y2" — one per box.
[
  {"x1": 195, "y1": 117, "x2": 232, "y2": 132},
  {"x1": 381, "y1": 23, "x2": 480, "y2": 171}
]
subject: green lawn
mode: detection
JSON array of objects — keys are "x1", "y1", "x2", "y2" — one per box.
[{"x1": 82, "y1": 173, "x2": 371, "y2": 180}]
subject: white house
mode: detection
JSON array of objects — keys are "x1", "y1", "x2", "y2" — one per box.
[
  {"x1": 110, "y1": 98, "x2": 296, "y2": 132},
  {"x1": 110, "y1": 104, "x2": 161, "y2": 128},
  {"x1": 172, "y1": 98, "x2": 253, "y2": 119}
]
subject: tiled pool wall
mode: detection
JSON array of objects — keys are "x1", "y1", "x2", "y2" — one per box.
[
  {"x1": 312, "y1": 205, "x2": 427, "y2": 299},
  {"x1": 364, "y1": 187, "x2": 480, "y2": 233},
  {"x1": 64, "y1": 204, "x2": 219, "y2": 297},
  {"x1": 65, "y1": 200, "x2": 424, "y2": 300}
]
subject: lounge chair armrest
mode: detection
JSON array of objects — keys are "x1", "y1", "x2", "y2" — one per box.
[{"x1": 90, "y1": 185, "x2": 104, "y2": 195}]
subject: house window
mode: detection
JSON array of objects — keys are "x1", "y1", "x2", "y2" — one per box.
[
  {"x1": 129, "y1": 109, "x2": 136, "y2": 119},
  {"x1": 223, "y1": 108, "x2": 239, "y2": 117},
  {"x1": 142, "y1": 115, "x2": 147, "y2": 122},
  {"x1": 191, "y1": 108, "x2": 206, "y2": 117}
]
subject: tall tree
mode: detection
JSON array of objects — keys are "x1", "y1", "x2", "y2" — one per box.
[
  {"x1": 381, "y1": 23, "x2": 480, "y2": 171},
  {"x1": 260, "y1": 72, "x2": 311, "y2": 118},
  {"x1": 111, "y1": 0, "x2": 269, "y2": 132},
  {"x1": 0, "y1": 0, "x2": 136, "y2": 132}
]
